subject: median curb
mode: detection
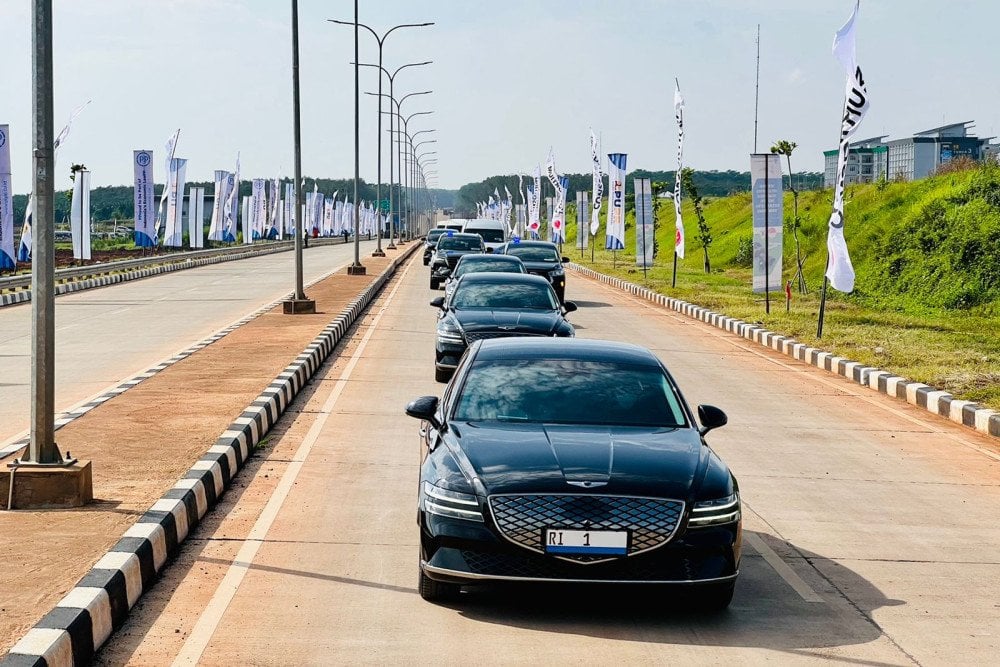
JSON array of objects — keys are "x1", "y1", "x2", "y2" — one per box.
[
  {"x1": 2, "y1": 244, "x2": 419, "y2": 667},
  {"x1": 568, "y1": 263, "x2": 1000, "y2": 441},
  {"x1": 0, "y1": 238, "x2": 344, "y2": 308}
]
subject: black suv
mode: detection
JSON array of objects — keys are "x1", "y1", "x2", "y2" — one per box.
[{"x1": 423, "y1": 228, "x2": 448, "y2": 266}]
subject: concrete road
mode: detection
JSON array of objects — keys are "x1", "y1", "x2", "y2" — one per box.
[
  {"x1": 98, "y1": 256, "x2": 1000, "y2": 666},
  {"x1": 0, "y1": 240, "x2": 376, "y2": 447}
]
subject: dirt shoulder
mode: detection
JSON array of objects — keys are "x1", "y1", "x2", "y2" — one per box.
[{"x1": 0, "y1": 249, "x2": 404, "y2": 653}]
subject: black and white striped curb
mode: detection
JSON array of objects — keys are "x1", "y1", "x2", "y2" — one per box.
[
  {"x1": 0, "y1": 259, "x2": 360, "y2": 461},
  {"x1": 0, "y1": 240, "x2": 342, "y2": 308},
  {"x1": 2, "y1": 245, "x2": 418, "y2": 667},
  {"x1": 569, "y1": 263, "x2": 1000, "y2": 440}
]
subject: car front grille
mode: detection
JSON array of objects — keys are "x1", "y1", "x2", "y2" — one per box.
[
  {"x1": 446, "y1": 256, "x2": 461, "y2": 269},
  {"x1": 488, "y1": 494, "x2": 684, "y2": 563},
  {"x1": 463, "y1": 331, "x2": 543, "y2": 343},
  {"x1": 459, "y1": 549, "x2": 701, "y2": 580},
  {"x1": 527, "y1": 269, "x2": 552, "y2": 281}
]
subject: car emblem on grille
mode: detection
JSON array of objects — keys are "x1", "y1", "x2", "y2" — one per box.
[
  {"x1": 566, "y1": 480, "x2": 607, "y2": 488},
  {"x1": 498, "y1": 325, "x2": 517, "y2": 331}
]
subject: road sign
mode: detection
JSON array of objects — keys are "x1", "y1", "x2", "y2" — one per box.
[{"x1": 379, "y1": 199, "x2": 390, "y2": 213}]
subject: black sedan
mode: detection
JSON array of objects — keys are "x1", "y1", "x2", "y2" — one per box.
[
  {"x1": 431, "y1": 273, "x2": 575, "y2": 383},
  {"x1": 423, "y1": 228, "x2": 448, "y2": 266},
  {"x1": 406, "y1": 338, "x2": 740, "y2": 607},
  {"x1": 430, "y1": 233, "x2": 486, "y2": 289},
  {"x1": 442, "y1": 254, "x2": 526, "y2": 300},
  {"x1": 495, "y1": 240, "x2": 570, "y2": 302}
]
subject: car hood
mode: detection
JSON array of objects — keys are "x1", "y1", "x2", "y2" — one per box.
[
  {"x1": 450, "y1": 422, "x2": 705, "y2": 499},
  {"x1": 452, "y1": 309, "x2": 563, "y2": 335}
]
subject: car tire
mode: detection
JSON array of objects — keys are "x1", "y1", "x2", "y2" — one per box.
[
  {"x1": 419, "y1": 566, "x2": 460, "y2": 603},
  {"x1": 434, "y1": 366, "x2": 452, "y2": 384},
  {"x1": 430, "y1": 277, "x2": 440, "y2": 290},
  {"x1": 423, "y1": 257, "x2": 429, "y2": 266},
  {"x1": 692, "y1": 581, "x2": 735, "y2": 612}
]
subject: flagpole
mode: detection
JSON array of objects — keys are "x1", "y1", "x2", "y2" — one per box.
[
  {"x1": 764, "y1": 154, "x2": 770, "y2": 314},
  {"x1": 672, "y1": 251, "x2": 677, "y2": 288},
  {"x1": 754, "y1": 23, "x2": 760, "y2": 153},
  {"x1": 817, "y1": 275, "x2": 829, "y2": 337}
]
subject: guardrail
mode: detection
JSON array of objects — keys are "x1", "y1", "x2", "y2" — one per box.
[{"x1": 0, "y1": 237, "x2": 344, "y2": 293}]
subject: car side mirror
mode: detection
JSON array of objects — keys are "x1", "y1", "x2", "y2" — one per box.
[
  {"x1": 437, "y1": 268, "x2": 451, "y2": 277},
  {"x1": 562, "y1": 301, "x2": 578, "y2": 313},
  {"x1": 697, "y1": 404, "x2": 728, "y2": 435},
  {"x1": 406, "y1": 395, "x2": 442, "y2": 431},
  {"x1": 429, "y1": 297, "x2": 445, "y2": 309},
  {"x1": 485, "y1": 247, "x2": 494, "y2": 254},
  {"x1": 561, "y1": 256, "x2": 571, "y2": 263}
]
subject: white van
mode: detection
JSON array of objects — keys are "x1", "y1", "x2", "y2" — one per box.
[{"x1": 461, "y1": 218, "x2": 508, "y2": 252}]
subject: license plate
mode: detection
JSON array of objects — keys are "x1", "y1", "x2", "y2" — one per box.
[{"x1": 544, "y1": 529, "x2": 628, "y2": 555}]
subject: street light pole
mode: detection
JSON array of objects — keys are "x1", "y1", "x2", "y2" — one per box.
[
  {"x1": 283, "y1": 0, "x2": 316, "y2": 313},
  {"x1": 26, "y1": 0, "x2": 59, "y2": 465},
  {"x1": 347, "y1": 0, "x2": 365, "y2": 275},
  {"x1": 328, "y1": 19, "x2": 432, "y2": 255}
]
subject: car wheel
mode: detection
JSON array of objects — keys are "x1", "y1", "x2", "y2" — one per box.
[
  {"x1": 435, "y1": 366, "x2": 452, "y2": 383},
  {"x1": 430, "y1": 277, "x2": 440, "y2": 289},
  {"x1": 419, "y1": 566, "x2": 460, "y2": 603},
  {"x1": 423, "y1": 257, "x2": 429, "y2": 266},
  {"x1": 692, "y1": 581, "x2": 735, "y2": 612}
]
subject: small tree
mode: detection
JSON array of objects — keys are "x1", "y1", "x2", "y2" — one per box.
[
  {"x1": 681, "y1": 168, "x2": 712, "y2": 273},
  {"x1": 770, "y1": 140, "x2": 806, "y2": 293}
]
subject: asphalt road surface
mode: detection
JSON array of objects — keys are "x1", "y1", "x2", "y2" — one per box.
[
  {"x1": 0, "y1": 240, "x2": 376, "y2": 448},
  {"x1": 97, "y1": 255, "x2": 1000, "y2": 666}
]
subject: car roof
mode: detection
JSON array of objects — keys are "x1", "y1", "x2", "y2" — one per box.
[
  {"x1": 456, "y1": 272, "x2": 550, "y2": 286},
  {"x1": 439, "y1": 232, "x2": 483, "y2": 240},
  {"x1": 456, "y1": 254, "x2": 523, "y2": 264},
  {"x1": 503, "y1": 240, "x2": 558, "y2": 249},
  {"x1": 473, "y1": 338, "x2": 662, "y2": 367}
]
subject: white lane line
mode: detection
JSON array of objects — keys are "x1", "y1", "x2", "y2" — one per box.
[
  {"x1": 744, "y1": 532, "x2": 823, "y2": 603},
  {"x1": 171, "y1": 259, "x2": 413, "y2": 666}
]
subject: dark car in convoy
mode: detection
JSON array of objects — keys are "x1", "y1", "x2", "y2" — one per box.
[
  {"x1": 406, "y1": 338, "x2": 740, "y2": 607},
  {"x1": 430, "y1": 233, "x2": 486, "y2": 289},
  {"x1": 442, "y1": 254, "x2": 527, "y2": 300},
  {"x1": 423, "y1": 228, "x2": 448, "y2": 266},
  {"x1": 430, "y1": 273, "x2": 575, "y2": 382},
  {"x1": 495, "y1": 239, "x2": 570, "y2": 303}
]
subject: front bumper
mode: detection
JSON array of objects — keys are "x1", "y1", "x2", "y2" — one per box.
[
  {"x1": 434, "y1": 339, "x2": 466, "y2": 370},
  {"x1": 420, "y1": 512, "x2": 741, "y2": 585}
]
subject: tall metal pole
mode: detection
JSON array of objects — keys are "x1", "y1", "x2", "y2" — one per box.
[
  {"x1": 754, "y1": 24, "x2": 761, "y2": 153},
  {"x1": 289, "y1": 0, "x2": 310, "y2": 307},
  {"x1": 387, "y1": 78, "x2": 396, "y2": 248},
  {"x1": 372, "y1": 42, "x2": 385, "y2": 256},
  {"x1": 27, "y1": 0, "x2": 59, "y2": 464},
  {"x1": 348, "y1": 0, "x2": 364, "y2": 274}
]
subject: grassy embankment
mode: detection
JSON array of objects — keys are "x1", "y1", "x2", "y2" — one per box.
[{"x1": 562, "y1": 163, "x2": 1000, "y2": 410}]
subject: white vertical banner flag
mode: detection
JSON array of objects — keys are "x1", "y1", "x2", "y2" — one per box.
[
  {"x1": 0, "y1": 125, "x2": 14, "y2": 269},
  {"x1": 673, "y1": 81, "x2": 686, "y2": 259},
  {"x1": 208, "y1": 170, "x2": 227, "y2": 241},
  {"x1": 163, "y1": 158, "x2": 187, "y2": 247},
  {"x1": 751, "y1": 153, "x2": 784, "y2": 293},
  {"x1": 606, "y1": 153, "x2": 627, "y2": 250},
  {"x1": 284, "y1": 183, "x2": 294, "y2": 237},
  {"x1": 70, "y1": 170, "x2": 92, "y2": 260},
  {"x1": 530, "y1": 166, "x2": 542, "y2": 237},
  {"x1": 517, "y1": 174, "x2": 526, "y2": 237},
  {"x1": 156, "y1": 129, "x2": 181, "y2": 243},
  {"x1": 334, "y1": 200, "x2": 344, "y2": 235},
  {"x1": 268, "y1": 178, "x2": 281, "y2": 239},
  {"x1": 590, "y1": 130, "x2": 604, "y2": 236},
  {"x1": 545, "y1": 197, "x2": 554, "y2": 241},
  {"x1": 826, "y1": 0, "x2": 868, "y2": 293},
  {"x1": 323, "y1": 199, "x2": 333, "y2": 236},
  {"x1": 222, "y1": 153, "x2": 239, "y2": 243},
  {"x1": 188, "y1": 186, "x2": 205, "y2": 248},
  {"x1": 634, "y1": 178, "x2": 654, "y2": 267},
  {"x1": 576, "y1": 190, "x2": 590, "y2": 250},
  {"x1": 132, "y1": 150, "x2": 155, "y2": 248},
  {"x1": 251, "y1": 178, "x2": 266, "y2": 240},
  {"x1": 552, "y1": 177, "x2": 568, "y2": 243},
  {"x1": 240, "y1": 197, "x2": 251, "y2": 244}
]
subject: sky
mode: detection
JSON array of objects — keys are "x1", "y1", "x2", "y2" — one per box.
[{"x1": 1, "y1": 1, "x2": 997, "y2": 192}]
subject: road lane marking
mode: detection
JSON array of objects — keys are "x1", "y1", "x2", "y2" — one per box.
[
  {"x1": 744, "y1": 532, "x2": 824, "y2": 603},
  {"x1": 171, "y1": 259, "x2": 413, "y2": 666}
]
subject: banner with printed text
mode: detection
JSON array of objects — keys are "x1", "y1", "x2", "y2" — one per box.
[
  {"x1": 0, "y1": 125, "x2": 14, "y2": 268},
  {"x1": 133, "y1": 150, "x2": 155, "y2": 247},
  {"x1": 751, "y1": 153, "x2": 783, "y2": 293},
  {"x1": 605, "y1": 153, "x2": 627, "y2": 250}
]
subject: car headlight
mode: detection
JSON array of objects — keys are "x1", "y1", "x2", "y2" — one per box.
[
  {"x1": 550, "y1": 267, "x2": 565, "y2": 278},
  {"x1": 436, "y1": 321, "x2": 464, "y2": 343},
  {"x1": 688, "y1": 493, "x2": 740, "y2": 527},
  {"x1": 422, "y1": 481, "x2": 483, "y2": 522}
]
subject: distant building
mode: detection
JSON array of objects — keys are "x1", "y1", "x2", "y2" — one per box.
[
  {"x1": 823, "y1": 121, "x2": 997, "y2": 187},
  {"x1": 823, "y1": 135, "x2": 888, "y2": 188}
]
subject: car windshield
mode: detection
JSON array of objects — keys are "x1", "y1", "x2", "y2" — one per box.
[
  {"x1": 451, "y1": 282, "x2": 557, "y2": 310},
  {"x1": 453, "y1": 359, "x2": 688, "y2": 427},
  {"x1": 438, "y1": 237, "x2": 482, "y2": 251},
  {"x1": 427, "y1": 229, "x2": 446, "y2": 241},
  {"x1": 455, "y1": 260, "x2": 524, "y2": 278},
  {"x1": 468, "y1": 229, "x2": 505, "y2": 242},
  {"x1": 505, "y1": 245, "x2": 560, "y2": 262}
]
